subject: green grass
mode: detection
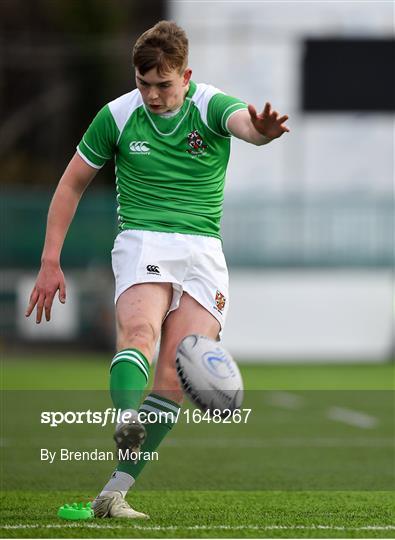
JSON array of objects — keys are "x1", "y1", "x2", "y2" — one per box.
[
  {"x1": 1, "y1": 356, "x2": 394, "y2": 538},
  {"x1": 1, "y1": 491, "x2": 394, "y2": 538},
  {"x1": 1, "y1": 355, "x2": 393, "y2": 390}
]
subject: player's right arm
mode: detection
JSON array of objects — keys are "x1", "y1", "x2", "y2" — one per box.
[
  {"x1": 26, "y1": 103, "x2": 118, "y2": 323},
  {"x1": 25, "y1": 153, "x2": 98, "y2": 323}
]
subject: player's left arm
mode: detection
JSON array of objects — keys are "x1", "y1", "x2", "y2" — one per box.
[{"x1": 228, "y1": 102, "x2": 290, "y2": 146}]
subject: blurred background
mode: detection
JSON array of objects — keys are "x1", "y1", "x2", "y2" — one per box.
[{"x1": 1, "y1": 0, "x2": 394, "y2": 363}]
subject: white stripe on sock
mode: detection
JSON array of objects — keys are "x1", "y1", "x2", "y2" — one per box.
[
  {"x1": 113, "y1": 349, "x2": 146, "y2": 361},
  {"x1": 116, "y1": 350, "x2": 149, "y2": 378},
  {"x1": 144, "y1": 395, "x2": 180, "y2": 414},
  {"x1": 111, "y1": 354, "x2": 149, "y2": 381},
  {"x1": 139, "y1": 404, "x2": 176, "y2": 424},
  {"x1": 113, "y1": 350, "x2": 148, "y2": 368}
]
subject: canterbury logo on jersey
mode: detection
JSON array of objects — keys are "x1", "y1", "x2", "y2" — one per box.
[
  {"x1": 146, "y1": 265, "x2": 160, "y2": 275},
  {"x1": 129, "y1": 141, "x2": 150, "y2": 154}
]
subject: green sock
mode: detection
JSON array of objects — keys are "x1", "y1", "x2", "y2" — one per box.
[
  {"x1": 110, "y1": 349, "x2": 150, "y2": 411},
  {"x1": 117, "y1": 393, "x2": 180, "y2": 479}
]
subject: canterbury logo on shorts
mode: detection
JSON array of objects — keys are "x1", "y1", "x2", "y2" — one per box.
[
  {"x1": 129, "y1": 141, "x2": 150, "y2": 154},
  {"x1": 146, "y1": 265, "x2": 160, "y2": 275}
]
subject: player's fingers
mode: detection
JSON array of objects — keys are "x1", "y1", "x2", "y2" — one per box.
[
  {"x1": 271, "y1": 110, "x2": 279, "y2": 120},
  {"x1": 35, "y1": 293, "x2": 45, "y2": 324},
  {"x1": 25, "y1": 289, "x2": 39, "y2": 317},
  {"x1": 263, "y1": 102, "x2": 271, "y2": 116},
  {"x1": 59, "y1": 281, "x2": 66, "y2": 304},
  {"x1": 44, "y1": 293, "x2": 55, "y2": 322},
  {"x1": 278, "y1": 114, "x2": 289, "y2": 124},
  {"x1": 248, "y1": 104, "x2": 257, "y2": 119}
]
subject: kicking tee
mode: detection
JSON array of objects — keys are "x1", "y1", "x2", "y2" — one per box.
[{"x1": 77, "y1": 81, "x2": 247, "y2": 239}]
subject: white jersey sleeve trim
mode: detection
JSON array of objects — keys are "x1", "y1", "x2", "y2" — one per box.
[
  {"x1": 108, "y1": 89, "x2": 144, "y2": 144},
  {"x1": 191, "y1": 83, "x2": 230, "y2": 139},
  {"x1": 82, "y1": 136, "x2": 112, "y2": 160},
  {"x1": 76, "y1": 147, "x2": 103, "y2": 169}
]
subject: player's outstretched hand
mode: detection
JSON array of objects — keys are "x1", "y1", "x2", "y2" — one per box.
[
  {"x1": 25, "y1": 262, "x2": 66, "y2": 323},
  {"x1": 248, "y1": 102, "x2": 290, "y2": 140}
]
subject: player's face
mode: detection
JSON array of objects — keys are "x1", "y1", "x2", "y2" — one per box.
[{"x1": 135, "y1": 67, "x2": 192, "y2": 114}]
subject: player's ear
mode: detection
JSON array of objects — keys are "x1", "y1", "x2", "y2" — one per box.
[{"x1": 183, "y1": 68, "x2": 192, "y2": 86}]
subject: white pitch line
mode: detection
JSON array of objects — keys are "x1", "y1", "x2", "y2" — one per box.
[
  {"x1": 1, "y1": 524, "x2": 395, "y2": 531},
  {"x1": 327, "y1": 406, "x2": 379, "y2": 429},
  {"x1": 265, "y1": 391, "x2": 305, "y2": 409}
]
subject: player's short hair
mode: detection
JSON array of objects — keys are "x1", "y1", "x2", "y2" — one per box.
[{"x1": 133, "y1": 20, "x2": 189, "y2": 76}]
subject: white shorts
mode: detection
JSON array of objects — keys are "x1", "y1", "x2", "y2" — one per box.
[{"x1": 111, "y1": 229, "x2": 229, "y2": 330}]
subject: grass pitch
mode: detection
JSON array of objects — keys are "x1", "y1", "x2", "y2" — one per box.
[
  {"x1": 1, "y1": 490, "x2": 394, "y2": 538},
  {"x1": 1, "y1": 356, "x2": 394, "y2": 538}
]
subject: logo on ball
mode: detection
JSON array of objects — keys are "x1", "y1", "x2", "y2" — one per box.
[{"x1": 202, "y1": 350, "x2": 236, "y2": 379}]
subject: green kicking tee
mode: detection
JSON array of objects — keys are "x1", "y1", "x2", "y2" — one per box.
[{"x1": 77, "y1": 80, "x2": 247, "y2": 239}]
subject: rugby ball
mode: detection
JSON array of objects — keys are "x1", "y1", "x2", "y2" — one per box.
[{"x1": 176, "y1": 335, "x2": 243, "y2": 413}]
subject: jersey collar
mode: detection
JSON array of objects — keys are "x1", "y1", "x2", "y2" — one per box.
[{"x1": 142, "y1": 81, "x2": 197, "y2": 136}]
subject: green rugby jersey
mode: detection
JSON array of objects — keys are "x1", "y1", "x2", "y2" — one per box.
[{"x1": 77, "y1": 81, "x2": 247, "y2": 239}]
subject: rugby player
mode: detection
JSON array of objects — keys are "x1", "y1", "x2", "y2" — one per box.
[{"x1": 26, "y1": 20, "x2": 289, "y2": 518}]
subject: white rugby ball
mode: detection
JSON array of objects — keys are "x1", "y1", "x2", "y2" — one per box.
[{"x1": 176, "y1": 334, "x2": 243, "y2": 413}]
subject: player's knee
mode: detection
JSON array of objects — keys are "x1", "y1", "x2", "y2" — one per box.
[{"x1": 117, "y1": 316, "x2": 158, "y2": 358}]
